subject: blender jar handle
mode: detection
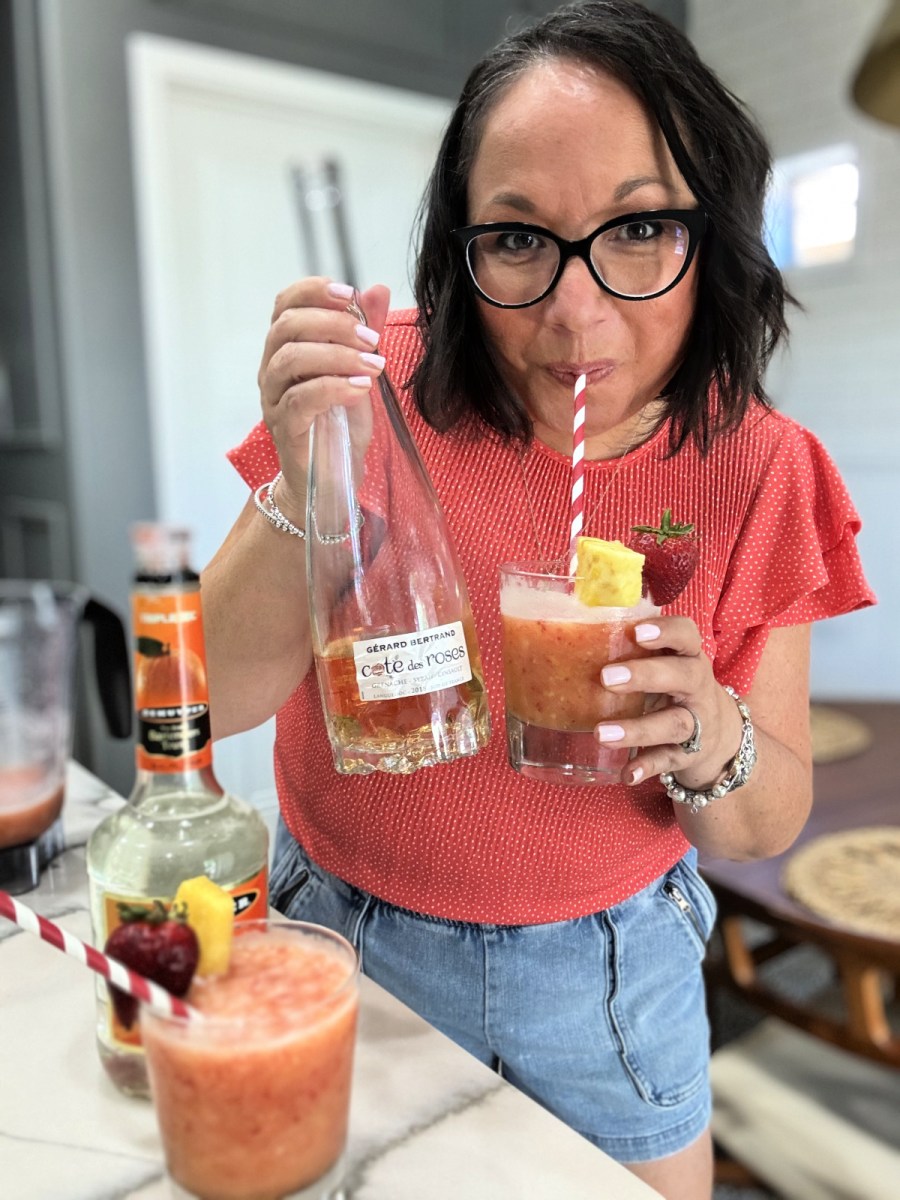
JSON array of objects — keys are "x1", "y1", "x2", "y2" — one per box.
[{"x1": 82, "y1": 598, "x2": 132, "y2": 739}]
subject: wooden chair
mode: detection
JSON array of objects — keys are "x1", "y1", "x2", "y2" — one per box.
[
  {"x1": 704, "y1": 883, "x2": 900, "y2": 1197},
  {"x1": 708, "y1": 884, "x2": 900, "y2": 1067}
]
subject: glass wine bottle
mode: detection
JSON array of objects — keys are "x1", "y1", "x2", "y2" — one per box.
[
  {"x1": 306, "y1": 298, "x2": 490, "y2": 774},
  {"x1": 86, "y1": 524, "x2": 269, "y2": 1097}
]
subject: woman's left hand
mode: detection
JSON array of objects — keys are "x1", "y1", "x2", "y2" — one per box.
[{"x1": 595, "y1": 616, "x2": 743, "y2": 788}]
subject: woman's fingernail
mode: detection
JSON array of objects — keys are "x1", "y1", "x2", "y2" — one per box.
[
  {"x1": 356, "y1": 323, "x2": 380, "y2": 347},
  {"x1": 626, "y1": 766, "x2": 644, "y2": 785},
  {"x1": 596, "y1": 724, "x2": 625, "y2": 743},
  {"x1": 602, "y1": 665, "x2": 631, "y2": 686},
  {"x1": 327, "y1": 282, "x2": 355, "y2": 299},
  {"x1": 635, "y1": 623, "x2": 661, "y2": 643},
  {"x1": 347, "y1": 376, "x2": 373, "y2": 388},
  {"x1": 359, "y1": 352, "x2": 386, "y2": 369}
]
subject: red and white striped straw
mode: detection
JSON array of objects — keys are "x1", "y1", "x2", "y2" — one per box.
[
  {"x1": 568, "y1": 373, "x2": 588, "y2": 575},
  {"x1": 0, "y1": 890, "x2": 199, "y2": 1022}
]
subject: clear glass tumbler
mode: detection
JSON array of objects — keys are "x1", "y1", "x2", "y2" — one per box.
[
  {"x1": 500, "y1": 562, "x2": 660, "y2": 785},
  {"x1": 142, "y1": 919, "x2": 359, "y2": 1200}
]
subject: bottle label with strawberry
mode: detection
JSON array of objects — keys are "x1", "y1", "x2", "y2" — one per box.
[
  {"x1": 132, "y1": 590, "x2": 213, "y2": 774},
  {"x1": 101, "y1": 868, "x2": 268, "y2": 1048}
]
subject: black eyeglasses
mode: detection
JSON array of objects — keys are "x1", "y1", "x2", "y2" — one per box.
[{"x1": 452, "y1": 209, "x2": 707, "y2": 308}]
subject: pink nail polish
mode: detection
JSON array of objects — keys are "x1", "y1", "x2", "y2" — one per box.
[
  {"x1": 596, "y1": 724, "x2": 625, "y2": 743},
  {"x1": 355, "y1": 324, "x2": 380, "y2": 348},
  {"x1": 635, "y1": 623, "x2": 661, "y2": 643},
  {"x1": 327, "y1": 282, "x2": 355, "y2": 299},
  {"x1": 602, "y1": 665, "x2": 631, "y2": 686},
  {"x1": 347, "y1": 376, "x2": 373, "y2": 388},
  {"x1": 627, "y1": 766, "x2": 644, "y2": 785}
]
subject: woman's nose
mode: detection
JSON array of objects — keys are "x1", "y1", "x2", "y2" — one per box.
[{"x1": 543, "y1": 255, "x2": 614, "y2": 326}]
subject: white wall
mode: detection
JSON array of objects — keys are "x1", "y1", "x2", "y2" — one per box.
[
  {"x1": 691, "y1": 0, "x2": 899, "y2": 699},
  {"x1": 127, "y1": 36, "x2": 453, "y2": 813}
]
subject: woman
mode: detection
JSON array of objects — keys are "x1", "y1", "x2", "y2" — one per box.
[{"x1": 203, "y1": 3, "x2": 874, "y2": 1196}]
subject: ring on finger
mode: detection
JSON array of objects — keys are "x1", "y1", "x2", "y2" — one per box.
[{"x1": 679, "y1": 706, "x2": 702, "y2": 755}]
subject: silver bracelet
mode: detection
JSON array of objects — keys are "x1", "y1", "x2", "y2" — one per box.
[
  {"x1": 254, "y1": 472, "x2": 305, "y2": 539},
  {"x1": 661, "y1": 686, "x2": 757, "y2": 814},
  {"x1": 254, "y1": 472, "x2": 365, "y2": 544}
]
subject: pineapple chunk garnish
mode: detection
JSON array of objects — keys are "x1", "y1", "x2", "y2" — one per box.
[
  {"x1": 174, "y1": 875, "x2": 234, "y2": 977},
  {"x1": 574, "y1": 537, "x2": 645, "y2": 607}
]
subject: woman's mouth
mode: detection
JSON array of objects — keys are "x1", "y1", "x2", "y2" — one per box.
[{"x1": 546, "y1": 361, "x2": 616, "y2": 388}]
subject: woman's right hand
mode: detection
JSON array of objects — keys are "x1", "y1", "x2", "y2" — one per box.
[{"x1": 258, "y1": 277, "x2": 391, "y2": 520}]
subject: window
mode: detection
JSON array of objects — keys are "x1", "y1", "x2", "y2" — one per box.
[{"x1": 765, "y1": 145, "x2": 859, "y2": 269}]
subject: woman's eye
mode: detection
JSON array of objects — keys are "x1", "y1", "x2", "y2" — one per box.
[
  {"x1": 496, "y1": 231, "x2": 543, "y2": 253},
  {"x1": 619, "y1": 221, "x2": 662, "y2": 242}
]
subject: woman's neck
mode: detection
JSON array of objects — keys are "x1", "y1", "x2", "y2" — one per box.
[{"x1": 531, "y1": 401, "x2": 665, "y2": 461}]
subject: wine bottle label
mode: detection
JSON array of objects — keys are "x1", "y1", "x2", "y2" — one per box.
[
  {"x1": 352, "y1": 620, "x2": 473, "y2": 701},
  {"x1": 132, "y1": 589, "x2": 213, "y2": 773}
]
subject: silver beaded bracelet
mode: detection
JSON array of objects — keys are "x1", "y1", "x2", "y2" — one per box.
[
  {"x1": 254, "y1": 472, "x2": 305, "y2": 539},
  {"x1": 660, "y1": 686, "x2": 757, "y2": 814},
  {"x1": 254, "y1": 472, "x2": 365, "y2": 544}
]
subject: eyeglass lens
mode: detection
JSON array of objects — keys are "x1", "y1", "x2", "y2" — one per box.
[{"x1": 467, "y1": 217, "x2": 691, "y2": 305}]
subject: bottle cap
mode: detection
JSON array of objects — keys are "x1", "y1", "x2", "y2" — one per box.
[{"x1": 130, "y1": 523, "x2": 192, "y2": 576}]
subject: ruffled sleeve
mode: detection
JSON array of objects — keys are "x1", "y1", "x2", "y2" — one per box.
[
  {"x1": 227, "y1": 420, "x2": 279, "y2": 491},
  {"x1": 712, "y1": 419, "x2": 875, "y2": 690}
]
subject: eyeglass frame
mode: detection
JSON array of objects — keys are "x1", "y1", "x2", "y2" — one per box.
[{"x1": 452, "y1": 208, "x2": 708, "y2": 308}]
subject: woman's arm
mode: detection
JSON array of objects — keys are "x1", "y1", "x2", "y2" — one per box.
[
  {"x1": 202, "y1": 495, "x2": 312, "y2": 739},
  {"x1": 201, "y1": 278, "x2": 390, "y2": 740},
  {"x1": 671, "y1": 623, "x2": 812, "y2": 860},
  {"x1": 598, "y1": 621, "x2": 813, "y2": 862}
]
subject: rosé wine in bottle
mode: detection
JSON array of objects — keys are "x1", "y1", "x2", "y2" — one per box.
[{"x1": 306, "y1": 297, "x2": 489, "y2": 775}]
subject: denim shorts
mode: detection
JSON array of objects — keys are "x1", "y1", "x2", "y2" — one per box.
[{"x1": 269, "y1": 819, "x2": 716, "y2": 1164}]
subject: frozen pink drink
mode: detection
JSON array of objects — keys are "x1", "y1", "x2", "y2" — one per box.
[
  {"x1": 142, "y1": 920, "x2": 359, "y2": 1200},
  {"x1": 500, "y1": 563, "x2": 659, "y2": 784}
]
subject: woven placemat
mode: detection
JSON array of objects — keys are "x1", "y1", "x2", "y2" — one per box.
[
  {"x1": 809, "y1": 704, "x2": 873, "y2": 764},
  {"x1": 783, "y1": 826, "x2": 900, "y2": 940},
  {"x1": 811, "y1": 705, "x2": 873, "y2": 763}
]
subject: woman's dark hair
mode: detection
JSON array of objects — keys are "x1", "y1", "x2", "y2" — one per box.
[{"x1": 411, "y1": 0, "x2": 795, "y2": 454}]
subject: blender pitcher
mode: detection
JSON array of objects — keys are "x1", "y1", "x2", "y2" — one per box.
[{"x1": 0, "y1": 581, "x2": 130, "y2": 893}]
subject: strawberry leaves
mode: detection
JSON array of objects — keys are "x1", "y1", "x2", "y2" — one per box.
[{"x1": 628, "y1": 509, "x2": 699, "y2": 606}]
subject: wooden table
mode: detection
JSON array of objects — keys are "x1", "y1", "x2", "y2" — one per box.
[{"x1": 700, "y1": 701, "x2": 900, "y2": 1066}]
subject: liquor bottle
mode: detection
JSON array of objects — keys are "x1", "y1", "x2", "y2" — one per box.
[
  {"x1": 86, "y1": 524, "x2": 269, "y2": 1097},
  {"x1": 306, "y1": 297, "x2": 490, "y2": 774}
]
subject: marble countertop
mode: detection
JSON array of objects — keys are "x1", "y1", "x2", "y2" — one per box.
[{"x1": 0, "y1": 763, "x2": 661, "y2": 1199}]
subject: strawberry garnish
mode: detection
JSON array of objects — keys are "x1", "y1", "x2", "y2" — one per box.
[
  {"x1": 103, "y1": 899, "x2": 199, "y2": 1029},
  {"x1": 628, "y1": 509, "x2": 699, "y2": 606}
]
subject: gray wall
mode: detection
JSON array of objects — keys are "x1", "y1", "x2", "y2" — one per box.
[{"x1": 1, "y1": 0, "x2": 684, "y2": 793}]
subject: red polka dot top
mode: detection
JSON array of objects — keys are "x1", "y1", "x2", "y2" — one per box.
[{"x1": 228, "y1": 311, "x2": 875, "y2": 924}]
